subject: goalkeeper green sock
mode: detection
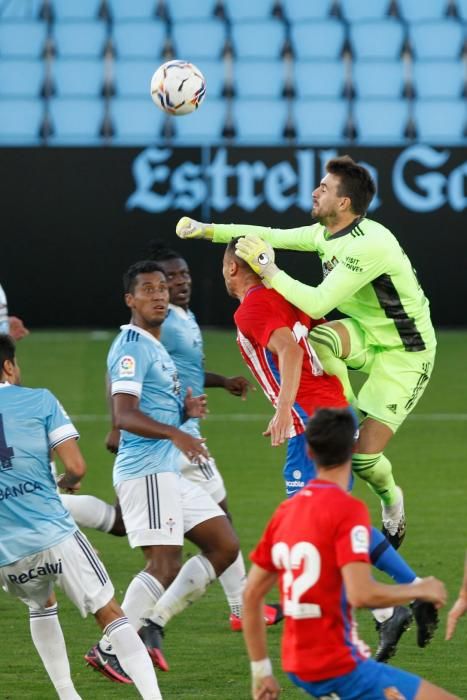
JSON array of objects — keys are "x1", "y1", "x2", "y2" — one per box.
[
  {"x1": 309, "y1": 325, "x2": 357, "y2": 405},
  {"x1": 352, "y1": 452, "x2": 399, "y2": 506}
]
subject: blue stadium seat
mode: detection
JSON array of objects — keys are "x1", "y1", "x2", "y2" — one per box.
[
  {"x1": 0, "y1": 0, "x2": 43, "y2": 18},
  {"x1": 409, "y1": 21, "x2": 464, "y2": 59},
  {"x1": 352, "y1": 61, "x2": 405, "y2": 99},
  {"x1": 234, "y1": 99, "x2": 288, "y2": 143},
  {"x1": 54, "y1": 21, "x2": 107, "y2": 58},
  {"x1": 294, "y1": 60, "x2": 346, "y2": 99},
  {"x1": 293, "y1": 99, "x2": 348, "y2": 143},
  {"x1": 223, "y1": 0, "x2": 276, "y2": 22},
  {"x1": 0, "y1": 59, "x2": 44, "y2": 97},
  {"x1": 0, "y1": 21, "x2": 46, "y2": 58},
  {"x1": 0, "y1": 98, "x2": 43, "y2": 143},
  {"x1": 198, "y1": 60, "x2": 227, "y2": 98},
  {"x1": 171, "y1": 20, "x2": 226, "y2": 60},
  {"x1": 111, "y1": 97, "x2": 165, "y2": 144},
  {"x1": 339, "y1": 0, "x2": 391, "y2": 21},
  {"x1": 282, "y1": 0, "x2": 334, "y2": 22},
  {"x1": 52, "y1": 0, "x2": 103, "y2": 21},
  {"x1": 349, "y1": 19, "x2": 405, "y2": 60},
  {"x1": 414, "y1": 99, "x2": 465, "y2": 143},
  {"x1": 291, "y1": 21, "x2": 346, "y2": 60},
  {"x1": 413, "y1": 60, "x2": 465, "y2": 98},
  {"x1": 354, "y1": 99, "x2": 409, "y2": 143},
  {"x1": 115, "y1": 60, "x2": 159, "y2": 97},
  {"x1": 166, "y1": 0, "x2": 217, "y2": 21},
  {"x1": 231, "y1": 20, "x2": 286, "y2": 59},
  {"x1": 173, "y1": 99, "x2": 226, "y2": 143},
  {"x1": 52, "y1": 59, "x2": 105, "y2": 97},
  {"x1": 398, "y1": 0, "x2": 450, "y2": 22},
  {"x1": 49, "y1": 97, "x2": 104, "y2": 143},
  {"x1": 107, "y1": 0, "x2": 157, "y2": 21},
  {"x1": 234, "y1": 60, "x2": 286, "y2": 98},
  {"x1": 113, "y1": 20, "x2": 166, "y2": 59}
]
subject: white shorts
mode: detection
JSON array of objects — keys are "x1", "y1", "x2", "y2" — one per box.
[
  {"x1": 0, "y1": 531, "x2": 114, "y2": 617},
  {"x1": 179, "y1": 453, "x2": 226, "y2": 504},
  {"x1": 116, "y1": 472, "x2": 224, "y2": 548}
]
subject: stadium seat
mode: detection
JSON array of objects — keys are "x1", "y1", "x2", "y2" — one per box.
[
  {"x1": 398, "y1": 0, "x2": 450, "y2": 22},
  {"x1": 198, "y1": 60, "x2": 227, "y2": 98},
  {"x1": 234, "y1": 99, "x2": 288, "y2": 143},
  {"x1": 231, "y1": 20, "x2": 286, "y2": 60},
  {"x1": 413, "y1": 60, "x2": 465, "y2": 98},
  {"x1": 115, "y1": 59, "x2": 159, "y2": 97},
  {"x1": 291, "y1": 21, "x2": 346, "y2": 61},
  {"x1": 173, "y1": 99, "x2": 227, "y2": 143},
  {"x1": 414, "y1": 99, "x2": 466, "y2": 143},
  {"x1": 107, "y1": 0, "x2": 157, "y2": 21},
  {"x1": 409, "y1": 20, "x2": 465, "y2": 59},
  {"x1": 53, "y1": 21, "x2": 107, "y2": 58},
  {"x1": 234, "y1": 60, "x2": 286, "y2": 99},
  {"x1": 294, "y1": 60, "x2": 346, "y2": 99},
  {"x1": 293, "y1": 99, "x2": 348, "y2": 143},
  {"x1": 339, "y1": 0, "x2": 391, "y2": 21},
  {"x1": 0, "y1": 0, "x2": 43, "y2": 18},
  {"x1": 0, "y1": 21, "x2": 46, "y2": 58},
  {"x1": 223, "y1": 0, "x2": 276, "y2": 22},
  {"x1": 0, "y1": 59, "x2": 44, "y2": 97},
  {"x1": 0, "y1": 98, "x2": 43, "y2": 143},
  {"x1": 52, "y1": 59, "x2": 105, "y2": 97},
  {"x1": 113, "y1": 20, "x2": 167, "y2": 59},
  {"x1": 352, "y1": 61, "x2": 405, "y2": 99},
  {"x1": 349, "y1": 19, "x2": 405, "y2": 60},
  {"x1": 281, "y1": 0, "x2": 334, "y2": 22},
  {"x1": 111, "y1": 97, "x2": 165, "y2": 144},
  {"x1": 165, "y1": 0, "x2": 217, "y2": 21},
  {"x1": 171, "y1": 20, "x2": 227, "y2": 60},
  {"x1": 52, "y1": 0, "x2": 103, "y2": 21},
  {"x1": 48, "y1": 97, "x2": 105, "y2": 143},
  {"x1": 354, "y1": 99, "x2": 409, "y2": 143}
]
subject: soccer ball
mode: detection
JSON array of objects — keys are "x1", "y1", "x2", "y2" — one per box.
[{"x1": 150, "y1": 60, "x2": 206, "y2": 116}]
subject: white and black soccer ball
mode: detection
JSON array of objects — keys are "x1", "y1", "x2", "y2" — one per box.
[{"x1": 150, "y1": 60, "x2": 206, "y2": 116}]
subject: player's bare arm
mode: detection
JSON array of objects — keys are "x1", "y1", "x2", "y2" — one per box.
[
  {"x1": 55, "y1": 437, "x2": 87, "y2": 492},
  {"x1": 204, "y1": 371, "x2": 254, "y2": 399},
  {"x1": 445, "y1": 552, "x2": 467, "y2": 640}
]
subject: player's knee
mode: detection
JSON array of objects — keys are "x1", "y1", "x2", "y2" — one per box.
[
  {"x1": 145, "y1": 557, "x2": 181, "y2": 588},
  {"x1": 204, "y1": 531, "x2": 239, "y2": 576}
]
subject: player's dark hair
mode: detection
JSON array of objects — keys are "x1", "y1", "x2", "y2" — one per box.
[
  {"x1": 0, "y1": 334, "x2": 16, "y2": 370},
  {"x1": 326, "y1": 156, "x2": 376, "y2": 216},
  {"x1": 305, "y1": 408, "x2": 356, "y2": 467},
  {"x1": 147, "y1": 239, "x2": 183, "y2": 262},
  {"x1": 123, "y1": 260, "x2": 166, "y2": 294},
  {"x1": 225, "y1": 238, "x2": 257, "y2": 273}
]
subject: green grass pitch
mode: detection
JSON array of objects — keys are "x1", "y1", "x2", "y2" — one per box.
[{"x1": 2, "y1": 329, "x2": 467, "y2": 699}]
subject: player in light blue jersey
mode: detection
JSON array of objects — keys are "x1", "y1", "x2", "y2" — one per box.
[
  {"x1": 0, "y1": 335, "x2": 163, "y2": 700},
  {"x1": 85, "y1": 261, "x2": 240, "y2": 683}
]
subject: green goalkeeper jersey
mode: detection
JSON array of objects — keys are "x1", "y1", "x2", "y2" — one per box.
[{"x1": 213, "y1": 217, "x2": 436, "y2": 352}]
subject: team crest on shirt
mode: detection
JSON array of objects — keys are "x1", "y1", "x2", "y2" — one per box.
[
  {"x1": 166, "y1": 517, "x2": 176, "y2": 534},
  {"x1": 350, "y1": 525, "x2": 369, "y2": 554},
  {"x1": 119, "y1": 355, "x2": 136, "y2": 378},
  {"x1": 383, "y1": 687, "x2": 406, "y2": 700},
  {"x1": 322, "y1": 256, "x2": 339, "y2": 278}
]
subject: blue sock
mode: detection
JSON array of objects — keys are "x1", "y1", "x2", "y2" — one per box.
[{"x1": 370, "y1": 527, "x2": 416, "y2": 584}]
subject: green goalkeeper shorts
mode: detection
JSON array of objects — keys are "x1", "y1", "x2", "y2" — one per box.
[{"x1": 339, "y1": 318, "x2": 436, "y2": 432}]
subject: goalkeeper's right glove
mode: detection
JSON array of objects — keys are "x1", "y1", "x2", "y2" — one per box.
[{"x1": 176, "y1": 216, "x2": 214, "y2": 241}]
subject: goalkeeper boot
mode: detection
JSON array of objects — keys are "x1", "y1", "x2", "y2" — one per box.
[
  {"x1": 229, "y1": 603, "x2": 284, "y2": 631},
  {"x1": 84, "y1": 644, "x2": 132, "y2": 684},
  {"x1": 139, "y1": 620, "x2": 169, "y2": 672},
  {"x1": 382, "y1": 487, "x2": 406, "y2": 550},
  {"x1": 411, "y1": 599, "x2": 439, "y2": 647},
  {"x1": 374, "y1": 606, "x2": 413, "y2": 663}
]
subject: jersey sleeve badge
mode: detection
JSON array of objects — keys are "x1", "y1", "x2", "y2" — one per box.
[
  {"x1": 350, "y1": 525, "x2": 369, "y2": 554},
  {"x1": 118, "y1": 355, "x2": 136, "y2": 378}
]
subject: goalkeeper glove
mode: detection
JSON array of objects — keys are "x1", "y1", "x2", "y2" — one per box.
[
  {"x1": 176, "y1": 216, "x2": 214, "y2": 240},
  {"x1": 235, "y1": 235, "x2": 279, "y2": 284}
]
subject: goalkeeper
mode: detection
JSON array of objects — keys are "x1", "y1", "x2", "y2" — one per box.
[{"x1": 176, "y1": 155, "x2": 437, "y2": 550}]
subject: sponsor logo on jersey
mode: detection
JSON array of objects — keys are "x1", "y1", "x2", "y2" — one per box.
[
  {"x1": 119, "y1": 355, "x2": 136, "y2": 378},
  {"x1": 8, "y1": 559, "x2": 63, "y2": 584},
  {"x1": 0, "y1": 480, "x2": 43, "y2": 501},
  {"x1": 343, "y1": 256, "x2": 363, "y2": 273},
  {"x1": 351, "y1": 525, "x2": 369, "y2": 554}
]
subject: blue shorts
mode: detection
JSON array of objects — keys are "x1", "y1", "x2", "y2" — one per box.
[
  {"x1": 289, "y1": 658, "x2": 421, "y2": 699},
  {"x1": 284, "y1": 433, "x2": 316, "y2": 498}
]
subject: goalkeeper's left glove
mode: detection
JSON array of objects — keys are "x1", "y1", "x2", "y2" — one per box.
[{"x1": 235, "y1": 235, "x2": 280, "y2": 285}]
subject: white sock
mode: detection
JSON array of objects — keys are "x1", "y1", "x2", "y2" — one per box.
[
  {"x1": 105, "y1": 617, "x2": 162, "y2": 700},
  {"x1": 60, "y1": 494, "x2": 116, "y2": 533},
  {"x1": 100, "y1": 571, "x2": 165, "y2": 653},
  {"x1": 372, "y1": 607, "x2": 395, "y2": 624},
  {"x1": 29, "y1": 605, "x2": 82, "y2": 700},
  {"x1": 149, "y1": 555, "x2": 216, "y2": 628},
  {"x1": 218, "y1": 550, "x2": 247, "y2": 617}
]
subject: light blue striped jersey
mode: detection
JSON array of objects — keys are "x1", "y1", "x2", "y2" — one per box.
[
  {"x1": 160, "y1": 305, "x2": 204, "y2": 438},
  {"x1": 107, "y1": 324, "x2": 184, "y2": 485},
  {"x1": 0, "y1": 383, "x2": 78, "y2": 566}
]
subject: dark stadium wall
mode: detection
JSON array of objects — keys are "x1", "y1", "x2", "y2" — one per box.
[{"x1": 0, "y1": 145, "x2": 465, "y2": 328}]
